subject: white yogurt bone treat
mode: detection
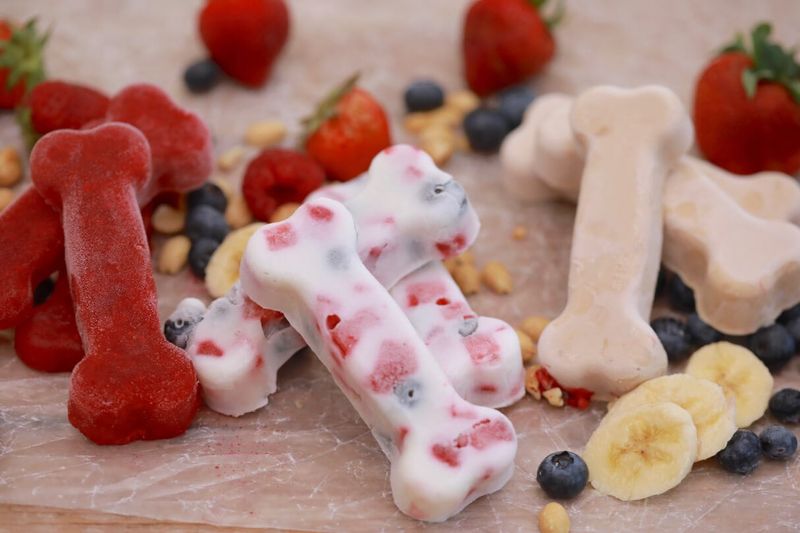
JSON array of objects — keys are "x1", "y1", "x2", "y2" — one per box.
[
  {"x1": 391, "y1": 261, "x2": 525, "y2": 408},
  {"x1": 240, "y1": 199, "x2": 517, "y2": 522},
  {"x1": 538, "y1": 85, "x2": 692, "y2": 400},
  {"x1": 662, "y1": 159, "x2": 800, "y2": 335}
]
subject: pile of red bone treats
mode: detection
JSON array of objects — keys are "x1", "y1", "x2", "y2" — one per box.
[{"x1": 0, "y1": 83, "x2": 212, "y2": 444}]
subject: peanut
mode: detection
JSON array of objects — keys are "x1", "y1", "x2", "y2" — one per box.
[
  {"x1": 516, "y1": 329, "x2": 536, "y2": 364},
  {"x1": 446, "y1": 90, "x2": 480, "y2": 115},
  {"x1": 0, "y1": 147, "x2": 22, "y2": 187},
  {"x1": 217, "y1": 146, "x2": 246, "y2": 171},
  {"x1": 270, "y1": 202, "x2": 301, "y2": 223},
  {"x1": 443, "y1": 249, "x2": 475, "y2": 273},
  {"x1": 451, "y1": 263, "x2": 481, "y2": 295},
  {"x1": 427, "y1": 106, "x2": 462, "y2": 128},
  {"x1": 520, "y1": 315, "x2": 551, "y2": 342},
  {"x1": 538, "y1": 502, "x2": 570, "y2": 533},
  {"x1": 0, "y1": 188, "x2": 14, "y2": 212},
  {"x1": 512, "y1": 225, "x2": 527, "y2": 240},
  {"x1": 421, "y1": 131, "x2": 455, "y2": 167},
  {"x1": 543, "y1": 387, "x2": 565, "y2": 407},
  {"x1": 481, "y1": 261, "x2": 512, "y2": 294},
  {"x1": 404, "y1": 112, "x2": 434, "y2": 134},
  {"x1": 151, "y1": 204, "x2": 186, "y2": 234},
  {"x1": 244, "y1": 120, "x2": 287, "y2": 148},
  {"x1": 525, "y1": 365, "x2": 542, "y2": 400},
  {"x1": 225, "y1": 193, "x2": 254, "y2": 229},
  {"x1": 158, "y1": 235, "x2": 191, "y2": 274}
]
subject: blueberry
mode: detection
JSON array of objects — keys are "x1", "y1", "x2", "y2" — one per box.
[
  {"x1": 393, "y1": 379, "x2": 422, "y2": 407},
  {"x1": 164, "y1": 317, "x2": 200, "y2": 349},
  {"x1": 759, "y1": 425, "x2": 798, "y2": 460},
  {"x1": 186, "y1": 205, "x2": 229, "y2": 243},
  {"x1": 32, "y1": 277, "x2": 55, "y2": 306},
  {"x1": 718, "y1": 429, "x2": 761, "y2": 475},
  {"x1": 783, "y1": 315, "x2": 800, "y2": 345},
  {"x1": 777, "y1": 302, "x2": 800, "y2": 325},
  {"x1": 183, "y1": 58, "x2": 222, "y2": 94},
  {"x1": 748, "y1": 324, "x2": 795, "y2": 371},
  {"x1": 404, "y1": 80, "x2": 445, "y2": 112},
  {"x1": 769, "y1": 388, "x2": 800, "y2": 424},
  {"x1": 651, "y1": 317, "x2": 692, "y2": 362},
  {"x1": 463, "y1": 108, "x2": 510, "y2": 152},
  {"x1": 536, "y1": 451, "x2": 589, "y2": 499},
  {"x1": 686, "y1": 313, "x2": 722, "y2": 347},
  {"x1": 188, "y1": 238, "x2": 220, "y2": 279},
  {"x1": 667, "y1": 274, "x2": 695, "y2": 312},
  {"x1": 186, "y1": 183, "x2": 228, "y2": 213},
  {"x1": 496, "y1": 85, "x2": 535, "y2": 129},
  {"x1": 458, "y1": 317, "x2": 479, "y2": 337}
]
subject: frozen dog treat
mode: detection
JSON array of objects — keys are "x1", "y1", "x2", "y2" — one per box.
[
  {"x1": 240, "y1": 199, "x2": 517, "y2": 522},
  {"x1": 538, "y1": 86, "x2": 692, "y2": 399},
  {"x1": 663, "y1": 160, "x2": 800, "y2": 334},
  {"x1": 30, "y1": 123, "x2": 199, "y2": 445},
  {"x1": 391, "y1": 261, "x2": 524, "y2": 408}
]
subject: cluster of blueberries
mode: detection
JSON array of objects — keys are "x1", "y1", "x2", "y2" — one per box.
[
  {"x1": 184, "y1": 182, "x2": 231, "y2": 278},
  {"x1": 404, "y1": 80, "x2": 535, "y2": 152},
  {"x1": 651, "y1": 270, "x2": 799, "y2": 372}
]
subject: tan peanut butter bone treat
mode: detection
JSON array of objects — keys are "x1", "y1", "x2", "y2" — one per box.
[
  {"x1": 538, "y1": 86, "x2": 692, "y2": 400},
  {"x1": 663, "y1": 159, "x2": 800, "y2": 334}
]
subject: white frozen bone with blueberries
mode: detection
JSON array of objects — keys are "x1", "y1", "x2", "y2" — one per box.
[
  {"x1": 239, "y1": 198, "x2": 517, "y2": 522},
  {"x1": 537, "y1": 85, "x2": 693, "y2": 400}
]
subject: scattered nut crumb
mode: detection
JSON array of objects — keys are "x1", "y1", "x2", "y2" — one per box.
[
  {"x1": 538, "y1": 502, "x2": 570, "y2": 533},
  {"x1": 225, "y1": 193, "x2": 254, "y2": 229},
  {"x1": 445, "y1": 89, "x2": 480, "y2": 114},
  {"x1": 516, "y1": 329, "x2": 537, "y2": 364},
  {"x1": 158, "y1": 235, "x2": 191, "y2": 274},
  {"x1": 525, "y1": 365, "x2": 542, "y2": 400},
  {"x1": 481, "y1": 261, "x2": 512, "y2": 294},
  {"x1": 451, "y1": 263, "x2": 481, "y2": 295},
  {"x1": 512, "y1": 225, "x2": 527, "y2": 240},
  {"x1": 0, "y1": 147, "x2": 22, "y2": 187},
  {"x1": 543, "y1": 387, "x2": 564, "y2": 407},
  {"x1": 151, "y1": 204, "x2": 186, "y2": 235},
  {"x1": 270, "y1": 202, "x2": 301, "y2": 223},
  {"x1": 520, "y1": 315, "x2": 550, "y2": 342},
  {"x1": 244, "y1": 120, "x2": 287, "y2": 148},
  {"x1": 217, "y1": 146, "x2": 246, "y2": 171}
]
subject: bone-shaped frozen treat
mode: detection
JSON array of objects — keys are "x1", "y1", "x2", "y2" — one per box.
[
  {"x1": 239, "y1": 199, "x2": 516, "y2": 522},
  {"x1": 0, "y1": 84, "x2": 212, "y2": 339},
  {"x1": 30, "y1": 123, "x2": 199, "y2": 444},
  {"x1": 663, "y1": 159, "x2": 800, "y2": 334},
  {"x1": 537, "y1": 86, "x2": 692, "y2": 399},
  {"x1": 390, "y1": 261, "x2": 524, "y2": 408},
  {"x1": 183, "y1": 146, "x2": 513, "y2": 416}
]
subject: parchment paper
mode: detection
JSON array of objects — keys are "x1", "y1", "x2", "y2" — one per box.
[{"x1": 1, "y1": 1, "x2": 799, "y2": 531}]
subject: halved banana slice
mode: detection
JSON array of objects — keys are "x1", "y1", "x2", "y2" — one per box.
[
  {"x1": 205, "y1": 223, "x2": 264, "y2": 298},
  {"x1": 584, "y1": 402, "x2": 697, "y2": 501},
  {"x1": 685, "y1": 342, "x2": 773, "y2": 428},
  {"x1": 608, "y1": 374, "x2": 736, "y2": 460}
]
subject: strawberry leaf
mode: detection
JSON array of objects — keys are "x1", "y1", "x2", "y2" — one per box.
[
  {"x1": 741, "y1": 69, "x2": 758, "y2": 99},
  {"x1": 0, "y1": 18, "x2": 48, "y2": 94}
]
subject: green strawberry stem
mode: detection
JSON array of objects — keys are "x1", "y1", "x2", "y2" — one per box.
[
  {"x1": 300, "y1": 72, "x2": 360, "y2": 144},
  {"x1": 528, "y1": 0, "x2": 565, "y2": 30},
  {"x1": 721, "y1": 22, "x2": 800, "y2": 104},
  {"x1": 0, "y1": 18, "x2": 48, "y2": 92}
]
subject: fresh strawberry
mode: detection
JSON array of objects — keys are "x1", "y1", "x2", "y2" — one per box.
[
  {"x1": 303, "y1": 74, "x2": 392, "y2": 182},
  {"x1": 462, "y1": 0, "x2": 558, "y2": 97},
  {"x1": 0, "y1": 19, "x2": 48, "y2": 109},
  {"x1": 27, "y1": 80, "x2": 110, "y2": 134},
  {"x1": 198, "y1": 0, "x2": 289, "y2": 87},
  {"x1": 242, "y1": 148, "x2": 325, "y2": 221},
  {"x1": 694, "y1": 23, "x2": 800, "y2": 175}
]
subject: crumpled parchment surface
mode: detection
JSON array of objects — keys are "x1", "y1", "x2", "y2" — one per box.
[{"x1": 1, "y1": 0, "x2": 799, "y2": 530}]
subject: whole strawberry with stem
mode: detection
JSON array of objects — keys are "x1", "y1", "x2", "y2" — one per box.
[
  {"x1": 694, "y1": 23, "x2": 800, "y2": 175},
  {"x1": 0, "y1": 19, "x2": 48, "y2": 109},
  {"x1": 462, "y1": 0, "x2": 560, "y2": 97},
  {"x1": 199, "y1": 0, "x2": 289, "y2": 87},
  {"x1": 302, "y1": 74, "x2": 392, "y2": 182}
]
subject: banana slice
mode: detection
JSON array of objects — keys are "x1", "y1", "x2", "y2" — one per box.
[
  {"x1": 685, "y1": 342, "x2": 773, "y2": 428},
  {"x1": 205, "y1": 223, "x2": 264, "y2": 298},
  {"x1": 584, "y1": 402, "x2": 697, "y2": 501},
  {"x1": 608, "y1": 374, "x2": 736, "y2": 460}
]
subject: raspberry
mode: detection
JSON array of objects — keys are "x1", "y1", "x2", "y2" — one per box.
[{"x1": 242, "y1": 148, "x2": 325, "y2": 221}]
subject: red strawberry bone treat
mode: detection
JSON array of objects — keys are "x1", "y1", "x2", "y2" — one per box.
[
  {"x1": 199, "y1": 0, "x2": 290, "y2": 87},
  {"x1": 694, "y1": 23, "x2": 800, "y2": 175},
  {"x1": 239, "y1": 199, "x2": 516, "y2": 522},
  {"x1": 14, "y1": 270, "x2": 83, "y2": 373},
  {"x1": 0, "y1": 84, "x2": 212, "y2": 345},
  {"x1": 27, "y1": 80, "x2": 110, "y2": 135},
  {"x1": 30, "y1": 123, "x2": 200, "y2": 445}
]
